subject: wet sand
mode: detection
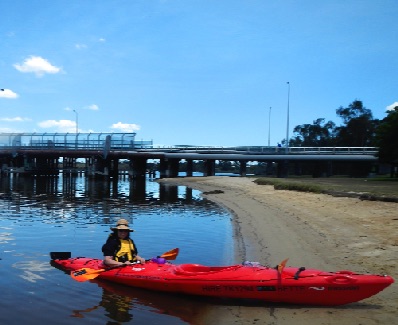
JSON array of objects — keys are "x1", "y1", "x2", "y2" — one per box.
[{"x1": 159, "y1": 176, "x2": 397, "y2": 325}]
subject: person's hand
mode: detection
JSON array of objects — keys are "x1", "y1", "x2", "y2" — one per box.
[{"x1": 136, "y1": 256, "x2": 146, "y2": 264}]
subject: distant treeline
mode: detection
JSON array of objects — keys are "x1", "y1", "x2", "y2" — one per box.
[{"x1": 284, "y1": 100, "x2": 398, "y2": 168}]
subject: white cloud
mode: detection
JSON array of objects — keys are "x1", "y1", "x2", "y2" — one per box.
[
  {"x1": 38, "y1": 119, "x2": 76, "y2": 132},
  {"x1": 86, "y1": 104, "x2": 99, "y2": 111},
  {"x1": 110, "y1": 122, "x2": 140, "y2": 133},
  {"x1": 386, "y1": 102, "x2": 398, "y2": 111},
  {"x1": 14, "y1": 56, "x2": 62, "y2": 77},
  {"x1": 0, "y1": 89, "x2": 18, "y2": 99},
  {"x1": 98, "y1": 38, "x2": 106, "y2": 42},
  {"x1": 75, "y1": 43, "x2": 87, "y2": 50},
  {"x1": 0, "y1": 117, "x2": 31, "y2": 122}
]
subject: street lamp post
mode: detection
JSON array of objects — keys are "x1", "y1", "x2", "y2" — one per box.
[
  {"x1": 286, "y1": 82, "x2": 290, "y2": 152},
  {"x1": 268, "y1": 106, "x2": 271, "y2": 146},
  {"x1": 73, "y1": 109, "x2": 78, "y2": 133}
]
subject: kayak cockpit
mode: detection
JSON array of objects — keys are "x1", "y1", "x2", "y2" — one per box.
[{"x1": 174, "y1": 264, "x2": 242, "y2": 276}]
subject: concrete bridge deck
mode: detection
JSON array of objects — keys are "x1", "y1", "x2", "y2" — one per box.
[{"x1": 0, "y1": 132, "x2": 379, "y2": 178}]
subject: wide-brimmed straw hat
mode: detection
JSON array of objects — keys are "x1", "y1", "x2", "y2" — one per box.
[{"x1": 110, "y1": 218, "x2": 134, "y2": 232}]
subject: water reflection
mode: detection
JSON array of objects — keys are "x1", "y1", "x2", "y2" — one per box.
[
  {"x1": 0, "y1": 175, "x2": 233, "y2": 324},
  {"x1": 0, "y1": 174, "x2": 199, "y2": 204},
  {"x1": 71, "y1": 280, "x2": 201, "y2": 324}
]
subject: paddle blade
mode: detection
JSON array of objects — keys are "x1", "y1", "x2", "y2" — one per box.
[
  {"x1": 277, "y1": 258, "x2": 289, "y2": 274},
  {"x1": 70, "y1": 268, "x2": 104, "y2": 282},
  {"x1": 160, "y1": 248, "x2": 179, "y2": 260}
]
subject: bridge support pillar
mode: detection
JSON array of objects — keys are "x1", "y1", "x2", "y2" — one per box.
[
  {"x1": 86, "y1": 157, "x2": 113, "y2": 178},
  {"x1": 159, "y1": 158, "x2": 180, "y2": 178},
  {"x1": 34, "y1": 157, "x2": 59, "y2": 176},
  {"x1": 265, "y1": 161, "x2": 274, "y2": 175},
  {"x1": 110, "y1": 158, "x2": 119, "y2": 178},
  {"x1": 204, "y1": 159, "x2": 215, "y2": 176},
  {"x1": 159, "y1": 159, "x2": 167, "y2": 178},
  {"x1": 129, "y1": 158, "x2": 147, "y2": 179},
  {"x1": 6, "y1": 155, "x2": 25, "y2": 176},
  {"x1": 186, "y1": 160, "x2": 193, "y2": 177},
  {"x1": 169, "y1": 159, "x2": 180, "y2": 177},
  {"x1": 85, "y1": 157, "x2": 95, "y2": 177},
  {"x1": 326, "y1": 161, "x2": 333, "y2": 177},
  {"x1": 239, "y1": 160, "x2": 247, "y2": 176},
  {"x1": 311, "y1": 161, "x2": 332, "y2": 177},
  {"x1": 12, "y1": 156, "x2": 60, "y2": 176},
  {"x1": 277, "y1": 160, "x2": 289, "y2": 178},
  {"x1": 294, "y1": 162, "x2": 302, "y2": 176},
  {"x1": 63, "y1": 157, "x2": 78, "y2": 175}
]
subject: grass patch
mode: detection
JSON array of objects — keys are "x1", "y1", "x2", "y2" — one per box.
[
  {"x1": 254, "y1": 178, "x2": 323, "y2": 193},
  {"x1": 367, "y1": 177, "x2": 398, "y2": 182},
  {"x1": 253, "y1": 177, "x2": 398, "y2": 202}
]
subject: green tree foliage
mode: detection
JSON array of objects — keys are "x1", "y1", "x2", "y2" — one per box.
[
  {"x1": 375, "y1": 106, "x2": 398, "y2": 166},
  {"x1": 335, "y1": 100, "x2": 378, "y2": 146},
  {"x1": 289, "y1": 100, "x2": 379, "y2": 148},
  {"x1": 290, "y1": 118, "x2": 336, "y2": 146}
]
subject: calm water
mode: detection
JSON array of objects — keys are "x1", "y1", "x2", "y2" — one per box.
[{"x1": 0, "y1": 174, "x2": 234, "y2": 324}]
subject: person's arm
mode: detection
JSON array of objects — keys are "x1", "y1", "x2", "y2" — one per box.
[
  {"x1": 131, "y1": 239, "x2": 145, "y2": 264},
  {"x1": 102, "y1": 238, "x2": 125, "y2": 266},
  {"x1": 104, "y1": 255, "x2": 127, "y2": 266},
  {"x1": 134, "y1": 255, "x2": 146, "y2": 264}
]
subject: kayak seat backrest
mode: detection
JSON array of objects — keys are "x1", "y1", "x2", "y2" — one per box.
[{"x1": 174, "y1": 264, "x2": 240, "y2": 276}]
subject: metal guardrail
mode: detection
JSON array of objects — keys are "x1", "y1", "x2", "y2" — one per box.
[
  {"x1": 147, "y1": 146, "x2": 378, "y2": 155},
  {"x1": 0, "y1": 133, "x2": 377, "y2": 155},
  {"x1": 0, "y1": 132, "x2": 153, "y2": 150}
]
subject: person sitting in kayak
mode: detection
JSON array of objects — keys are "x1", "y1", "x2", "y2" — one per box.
[{"x1": 102, "y1": 218, "x2": 146, "y2": 266}]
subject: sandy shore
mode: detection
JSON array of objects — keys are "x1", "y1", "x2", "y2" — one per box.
[{"x1": 159, "y1": 177, "x2": 397, "y2": 325}]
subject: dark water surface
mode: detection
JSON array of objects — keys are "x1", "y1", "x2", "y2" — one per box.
[{"x1": 0, "y1": 174, "x2": 234, "y2": 324}]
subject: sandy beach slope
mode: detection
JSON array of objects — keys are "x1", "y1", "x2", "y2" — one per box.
[{"x1": 159, "y1": 176, "x2": 397, "y2": 325}]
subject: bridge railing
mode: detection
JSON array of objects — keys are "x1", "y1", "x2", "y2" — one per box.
[
  {"x1": 0, "y1": 133, "x2": 377, "y2": 155},
  {"x1": 0, "y1": 132, "x2": 153, "y2": 150},
  {"x1": 147, "y1": 146, "x2": 378, "y2": 155}
]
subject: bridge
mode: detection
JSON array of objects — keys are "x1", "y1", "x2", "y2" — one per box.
[{"x1": 0, "y1": 132, "x2": 379, "y2": 178}]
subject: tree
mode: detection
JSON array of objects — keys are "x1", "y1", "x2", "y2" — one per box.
[
  {"x1": 375, "y1": 106, "x2": 398, "y2": 176},
  {"x1": 290, "y1": 118, "x2": 336, "y2": 147},
  {"x1": 335, "y1": 100, "x2": 378, "y2": 146}
]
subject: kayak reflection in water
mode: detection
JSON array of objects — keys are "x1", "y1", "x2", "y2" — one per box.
[{"x1": 102, "y1": 218, "x2": 146, "y2": 266}]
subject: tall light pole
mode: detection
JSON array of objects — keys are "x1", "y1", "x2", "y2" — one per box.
[
  {"x1": 268, "y1": 106, "x2": 271, "y2": 146},
  {"x1": 73, "y1": 109, "x2": 78, "y2": 133},
  {"x1": 286, "y1": 81, "x2": 290, "y2": 152}
]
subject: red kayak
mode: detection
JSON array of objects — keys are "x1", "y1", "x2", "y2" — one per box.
[{"x1": 51, "y1": 253, "x2": 394, "y2": 306}]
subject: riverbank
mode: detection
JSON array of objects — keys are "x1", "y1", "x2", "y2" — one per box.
[{"x1": 158, "y1": 176, "x2": 397, "y2": 325}]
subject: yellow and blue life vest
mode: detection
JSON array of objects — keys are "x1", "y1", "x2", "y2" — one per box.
[{"x1": 115, "y1": 238, "x2": 137, "y2": 262}]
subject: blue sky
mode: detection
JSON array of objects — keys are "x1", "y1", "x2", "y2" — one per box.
[{"x1": 1, "y1": 0, "x2": 397, "y2": 147}]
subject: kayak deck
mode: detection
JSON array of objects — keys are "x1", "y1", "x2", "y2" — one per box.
[{"x1": 52, "y1": 257, "x2": 394, "y2": 306}]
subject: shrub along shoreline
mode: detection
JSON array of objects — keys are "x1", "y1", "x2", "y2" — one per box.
[{"x1": 253, "y1": 177, "x2": 398, "y2": 203}]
